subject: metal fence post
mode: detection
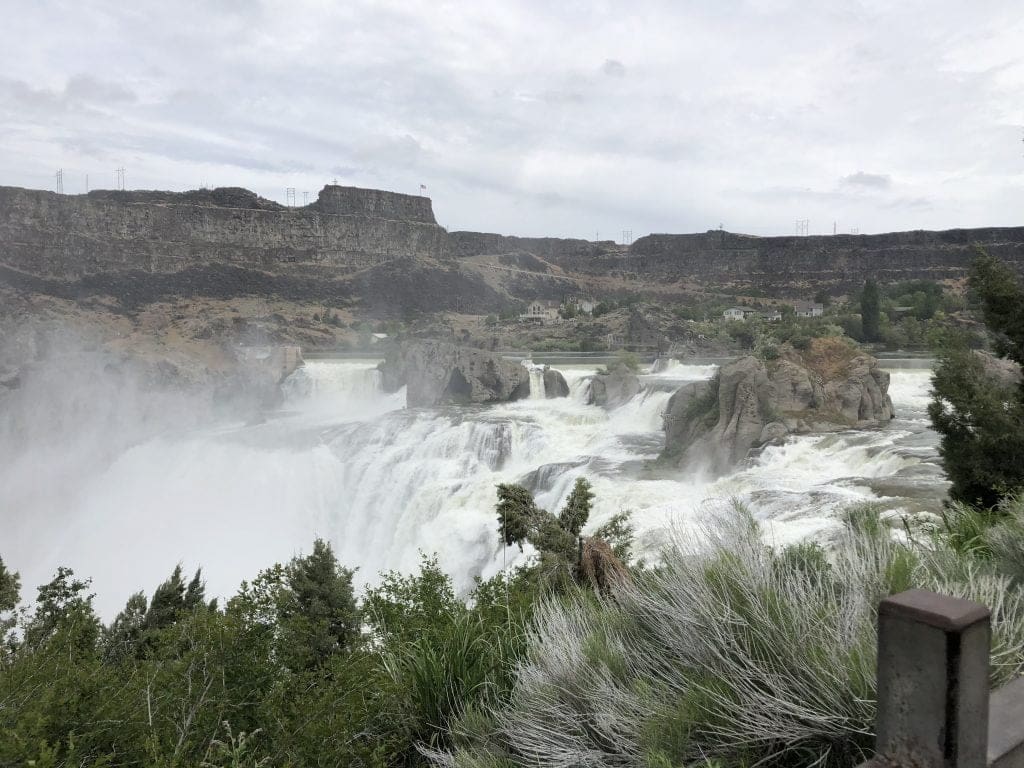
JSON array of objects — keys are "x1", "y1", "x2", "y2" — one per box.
[{"x1": 876, "y1": 589, "x2": 991, "y2": 768}]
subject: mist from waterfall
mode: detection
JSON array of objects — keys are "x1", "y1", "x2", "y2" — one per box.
[{"x1": 0, "y1": 353, "x2": 942, "y2": 618}]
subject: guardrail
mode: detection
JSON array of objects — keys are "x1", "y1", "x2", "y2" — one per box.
[{"x1": 867, "y1": 589, "x2": 1024, "y2": 768}]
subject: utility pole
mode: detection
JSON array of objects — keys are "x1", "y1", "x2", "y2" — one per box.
[
  {"x1": 55, "y1": 169, "x2": 63, "y2": 194},
  {"x1": 833, "y1": 221, "x2": 837, "y2": 236},
  {"x1": 85, "y1": 173, "x2": 89, "y2": 193},
  {"x1": 303, "y1": 191, "x2": 309, "y2": 206}
]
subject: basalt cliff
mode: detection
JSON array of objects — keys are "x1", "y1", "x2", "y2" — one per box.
[{"x1": 2, "y1": 183, "x2": 1024, "y2": 313}]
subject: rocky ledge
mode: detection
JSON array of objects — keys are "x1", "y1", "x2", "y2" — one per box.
[
  {"x1": 662, "y1": 338, "x2": 894, "y2": 477},
  {"x1": 380, "y1": 340, "x2": 534, "y2": 407},
  {"x1": 587, "y1": 363, "x2": 642, "y2": 408}
]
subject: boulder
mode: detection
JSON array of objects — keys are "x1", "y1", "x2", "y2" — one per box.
[
  {"x1": 543, "y1": 367, "x2": 570, "y2": 398},
  {"x1": 379, "y1": 339, "x2": 531, "y2": 407},
  {"x1": 662, "y1": 338, "x2": 895, "y2": 477},
  {"x1": 588, "y1": 364, "x2": 642, "y2": 408}
]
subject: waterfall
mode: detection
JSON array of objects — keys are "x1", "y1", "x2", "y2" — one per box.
[
  {"x1": 3, "y1": 355, "x2": 945, "y2": 620},
  {"x1": 522, "y1": 361, "x2": 546, "y2": 400}
]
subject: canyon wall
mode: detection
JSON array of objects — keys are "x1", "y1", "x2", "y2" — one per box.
[
  {"x1": 0, "y1": 184, "x2": 448, "y2": 280},
  {"x1": 451, "y1": 227, "x2": 1024, "y2": 291}
]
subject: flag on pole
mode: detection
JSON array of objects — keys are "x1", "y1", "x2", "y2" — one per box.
[{"x1": 419, "y1": 184, "x2": 427, "y2": 195}]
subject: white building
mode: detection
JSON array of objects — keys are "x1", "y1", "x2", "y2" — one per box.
[
  {"x1": 723, "y1": 307, "x2": 748, "y2": 321},
  {"x1": 761, "y1": 309, "x2": 783, "y2": 322},
  {"x1": 794, "y1": 302, "x2": 824, "y2": 318}
]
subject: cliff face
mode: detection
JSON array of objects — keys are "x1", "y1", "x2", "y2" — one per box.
[
  {"x1": 625, "y1": 229, "x2": 1024, "y2": 290},
  {"x1": 0, "y1": 184, "x2": 447, "y2": 280},
  {"x1": 452, "y1": 227, "x2": 1024, "y2": 292}
]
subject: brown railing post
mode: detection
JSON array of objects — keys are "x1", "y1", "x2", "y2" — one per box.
[{"x1": 876, "y1": 589, "x2": 991, "y2": 768}]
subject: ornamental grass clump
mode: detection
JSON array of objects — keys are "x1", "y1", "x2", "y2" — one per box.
[{"x1": 439, "y1": 502, "x2": 1024, "y2": 768}]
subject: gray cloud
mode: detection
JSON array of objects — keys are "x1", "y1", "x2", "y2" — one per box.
[
  {"x1": 0, "y1": 1, "x2": 1022, "y2": 237},
  {"x1": 841, "y1": 171, "x2": 893, "y2": 189}
]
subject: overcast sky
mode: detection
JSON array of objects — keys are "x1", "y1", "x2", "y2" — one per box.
[{"x1": 1, "y1": 0, "x2": 1022, "y2": 239}]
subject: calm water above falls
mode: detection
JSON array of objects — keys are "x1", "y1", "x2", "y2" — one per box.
[{"x1": 4, "y1": 357, "x2": 943, "y2": 618}]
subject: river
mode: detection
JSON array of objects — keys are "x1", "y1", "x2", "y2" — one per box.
[{"x1": 1, "y1": 355, "x2": 944, "y2": 618}]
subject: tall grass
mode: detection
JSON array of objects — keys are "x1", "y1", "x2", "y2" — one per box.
[{"x1": 439, "y1": 502, "x2": 1024, "y2": 768}]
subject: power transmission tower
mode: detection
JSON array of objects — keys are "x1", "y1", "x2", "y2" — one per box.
[
  {"x1": 795, "y1": 219, "x2": 809, "y2": 236},
  {"x1": 85, "y1": 173, "x2": 89, "y2": 193},
  {"x1": 285, "y1": 187, "x2": 296, "y2": 207},
  {"x1": 55, "y1": 169, "x2": 63, "y2": 194},
  {"x1": 621, "y1": 229, "x2": 633, "y2": 245},
  {"x1": 115, "y1": 168, "x2": 126, "y2": 190},
  {"x1": 303, "y1": 191, "x2": 309, "y2": 205},
  {"x1": 849, "y1": 227, "x2": 860, "y2": 235}
]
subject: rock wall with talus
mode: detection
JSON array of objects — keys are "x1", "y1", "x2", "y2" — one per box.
[
  {"x1": 662, "y1": 338, "x2": 894, "y2": 477},
  {"x1": 451, "y1": 226, "x2": 1024, "y2": 292},
  {"x1": 0, "y1": 184, "x2": 447, "y2": 280}
]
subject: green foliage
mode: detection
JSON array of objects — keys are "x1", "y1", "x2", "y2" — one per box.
[
  {"x1": 558, "y1": 478, "x2": 595, "y2": 537},
  {"x1": 0, "y1": 556, "x2": 19, "y2": 648},
  {"x1": 928, "y1": 251, "x2": 1024, "y2": 507},
  {"x1": 860, "y1": 278, "x2": 881, "y2": 342},
  {"x1": 970, "y1": 250, "x2": 1024, "y2": 367},
  {"x1": 444, "y1": 500, "x2": 1024, "y2": 768}
]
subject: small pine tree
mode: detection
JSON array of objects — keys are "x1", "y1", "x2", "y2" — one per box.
[
  {"x1": 496, "y1": 483, "x2": 538, "y2": 549},
  {"x1": 103, "y1": 591, "x2": 148, "y2": 661},
  {"x1": 145, "y1": 564, "x2": 187, "y2": 631},
  {"x1": 558, "y1": 478, "x2": 595, "y2": 537},
  {"x1": 283, "y1": 539, "x2": 359, "y2": 665}
]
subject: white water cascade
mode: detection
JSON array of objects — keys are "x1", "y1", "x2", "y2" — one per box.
[{"x1": 1, "y1": 357, "x2": 944, "y2": 618}]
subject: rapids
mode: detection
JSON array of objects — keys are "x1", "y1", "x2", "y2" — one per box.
[{"x1": 1, "y1": 356, "x2": 944, "y2": 618}]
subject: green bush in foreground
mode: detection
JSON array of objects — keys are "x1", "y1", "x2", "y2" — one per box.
[{"x1": 439, "y1": 503, "x2": 1024, "y2": 768}]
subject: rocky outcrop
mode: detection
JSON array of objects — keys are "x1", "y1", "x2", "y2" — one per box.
[
  {"x1": 543, "y1": 367, "x2": 570, "y2": 398},
  {"x1": 662, "y1": 338, "x2": 894, "y2": 476},
  {"x1": 380, "y1": 340, "x2": 531, "y2": 407},
  {"x1": 587, "y1": 364, "x2": 642, "y2": 408}
]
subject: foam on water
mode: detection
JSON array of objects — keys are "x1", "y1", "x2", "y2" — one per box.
[{"x1": 3, "y1": 356, "x2": 943, "y2": 617}]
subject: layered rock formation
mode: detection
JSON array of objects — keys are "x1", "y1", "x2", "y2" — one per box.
[
  {"x1": 0, "y1": 184, "x2": 447, "y2": 280},
  {"x1": 379, "y1": 340, "x2": 531, "y2": 407},
  {"x1": 452, "y1": 226, "x2": 1024, "y2": 292},
  {"x1": 662, "y1": 338, "x2": 894, "y2": 476}
]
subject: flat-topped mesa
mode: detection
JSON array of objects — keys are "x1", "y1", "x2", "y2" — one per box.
[
  {"x1": 0, "y1": 183, "x2": 448, "y2": 281},
  {"x1": 312, "y1": 184, "x2": 437, "y2": 224}
]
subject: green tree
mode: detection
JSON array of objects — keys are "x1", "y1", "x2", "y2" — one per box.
[
  {"x1": 281, "y1": 539, "x2": 359, "y2": 666},
  {"x1": 0, "y1": 556, "x2": 19, "y2": 650},
  {"x1": 22, "y1": 567, "x2": 99, "y2": 653},
  {"x1": 558, "y1": 478, "x2": 595, "y2": 537},
  {"x1": 928, "y1": 251, "x2": 1024, "y2": 507},
  {"x1": 861, "y1": 278, "x2": 881, "y2": 342}
]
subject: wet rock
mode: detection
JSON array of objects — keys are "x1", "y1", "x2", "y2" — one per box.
[
  {"x1": 543, "y1": 367, "x2": 570, "y2": 398},
  {"x1": 588, "y1": 364, "x2": 642, "y2": 408},
  {"x1": 379, "y1": 339, "x2": 531, "y2": 407},
  {"x1": 662, "y1": 339, "x2": 895, "y2": 477}
]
